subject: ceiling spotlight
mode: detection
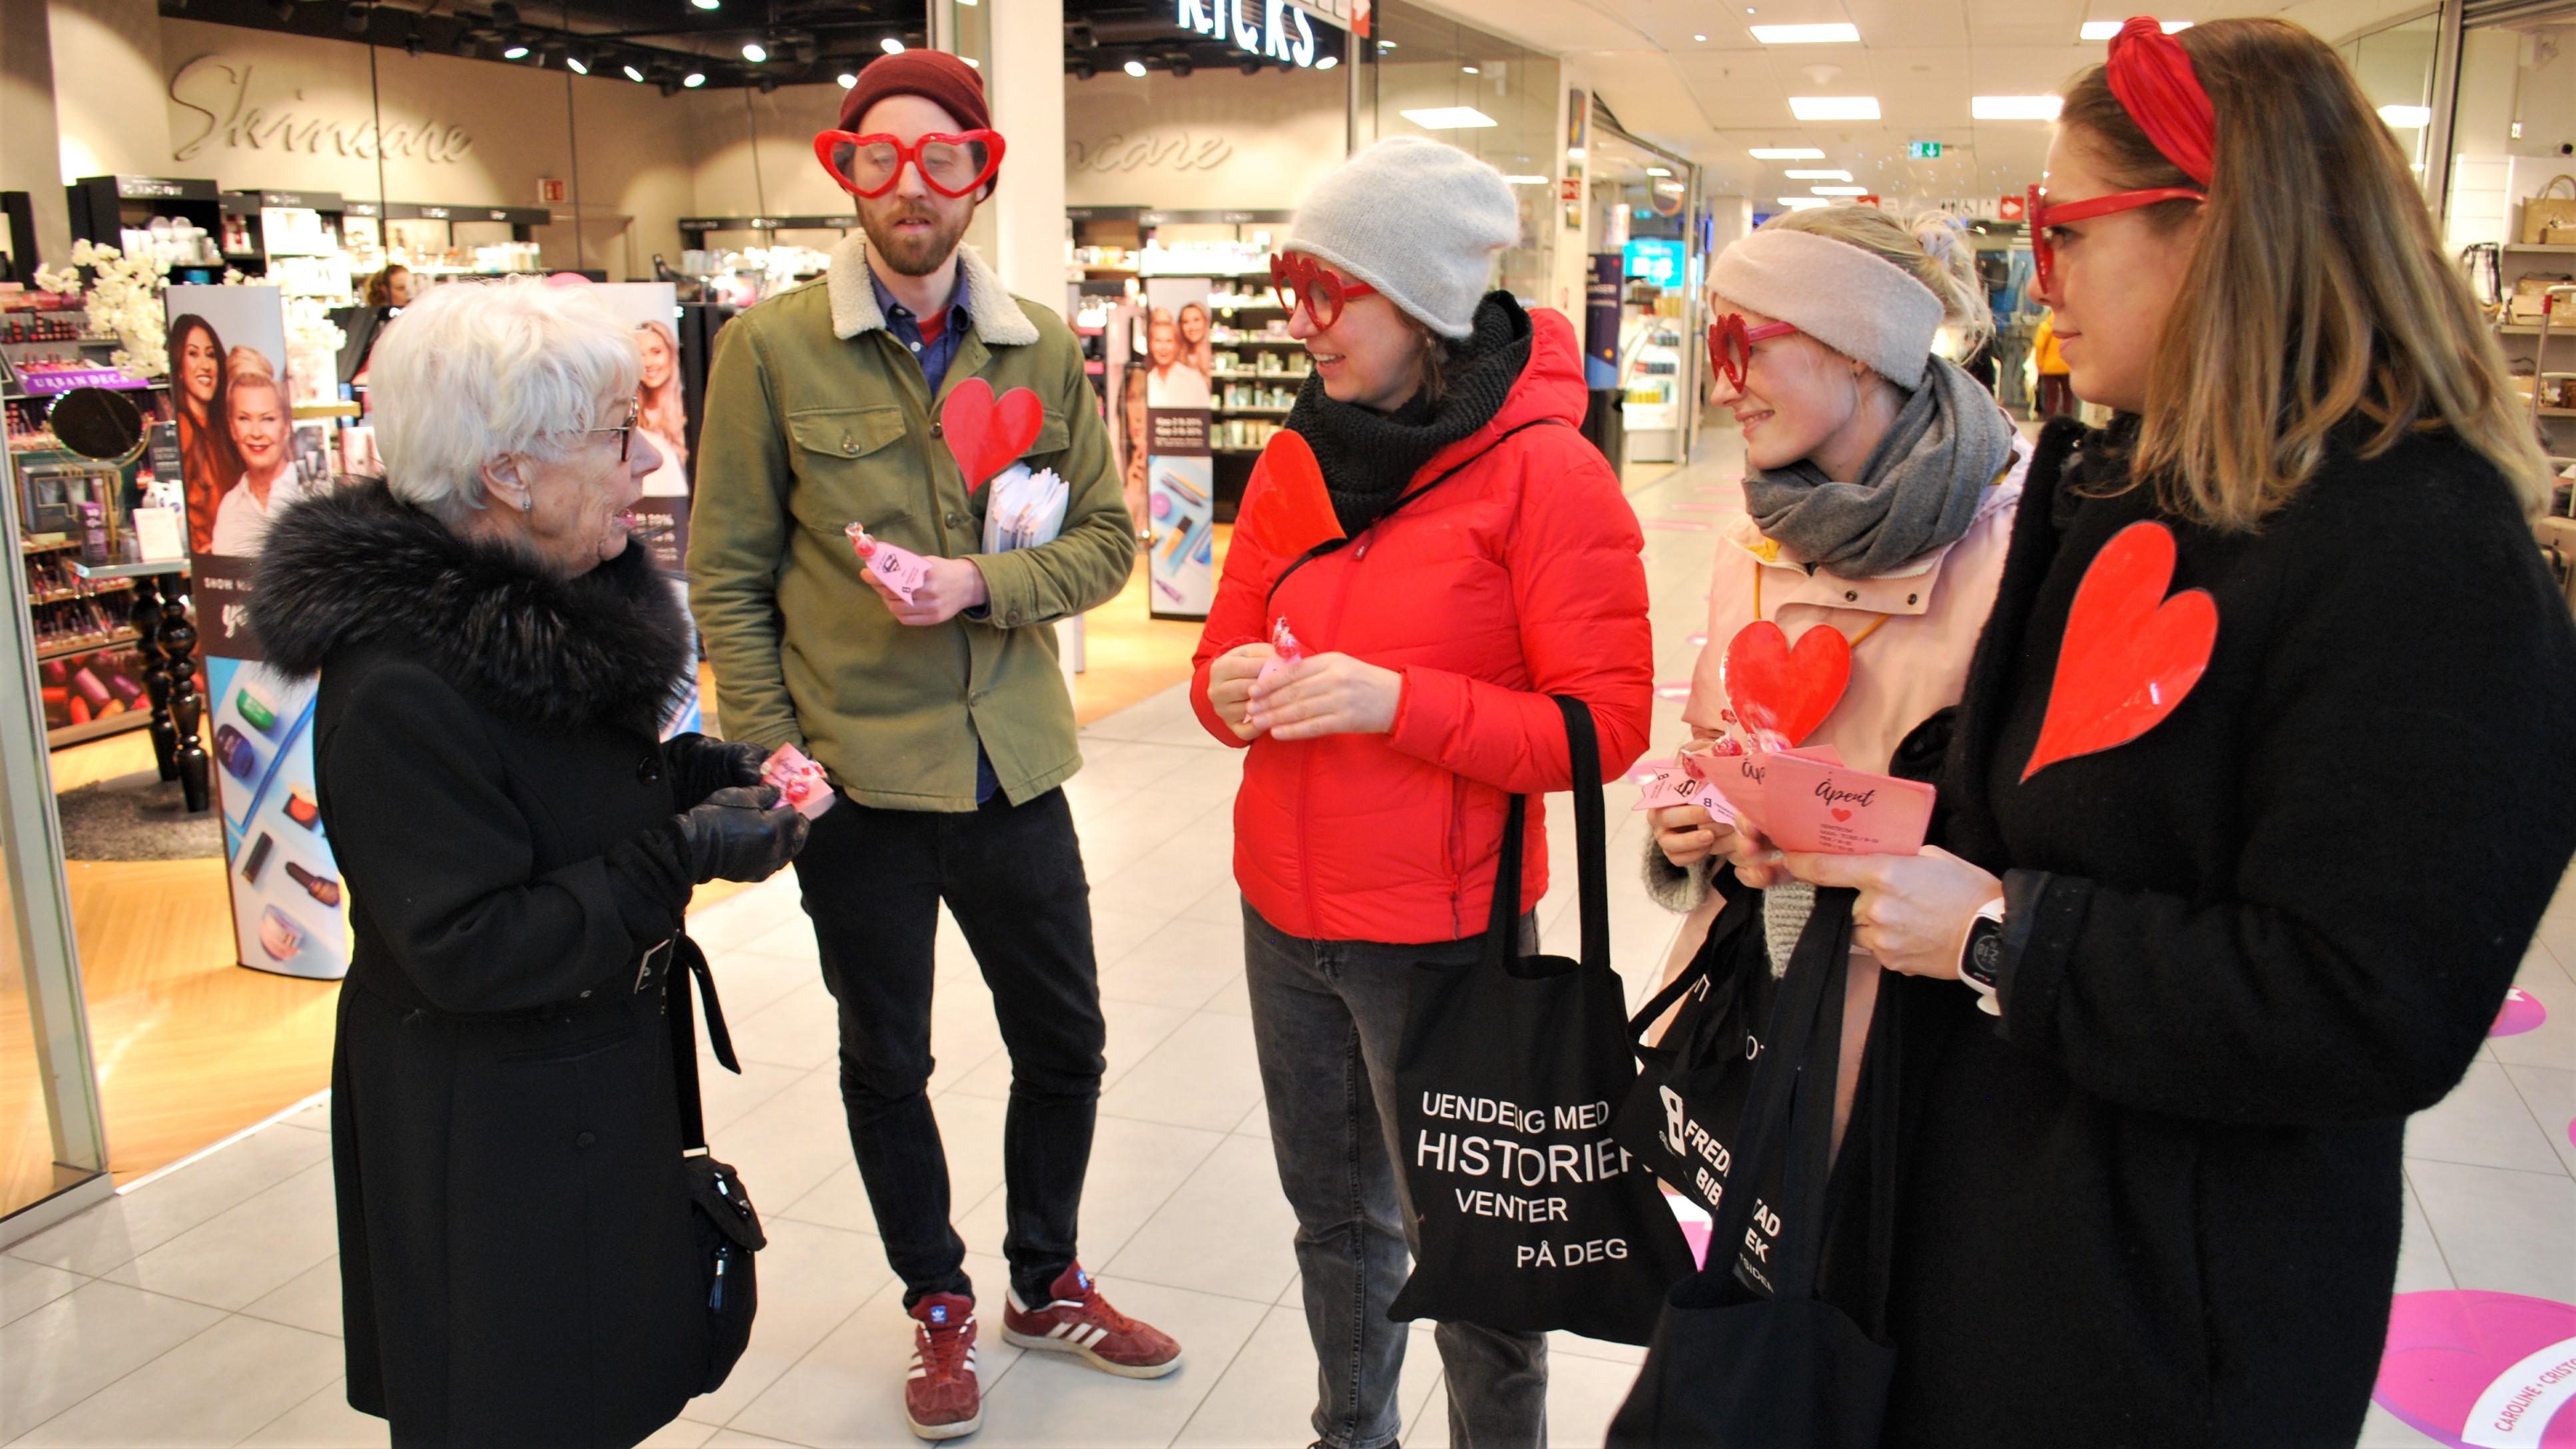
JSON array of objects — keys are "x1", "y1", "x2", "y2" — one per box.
[
  {"x1": 1071, "y1": 60, "x2": 1096, "y2": 79},
  {"x1": 563, "y1": 50, "x2": 589, "y2": 74},
  {"x1": 682, "y1": 71, "x2": 706, "y2": 87},
  {"x1": 1125, "y1": 59, "x2": 1149, "y2": 77},
  {"x1": 691, "y1": 0, "x2": 720, "y2": 7},
  {"x1": 881, "y1": 35, "x2": 905, "y2": 54},
  {"x1": 1317, "y1": 53, "x2": 1338, "y2": 69},
  {"x1": 403, "y1": 24, "x2": 424, "y2": 56},
  {"x1": 272, "y1": 0, "x2": 295, "y2": 19},
  {"x1": 741, "y1": 41, "x2": 767, "y2": 62},
  {"x1": 342, "y1": 3, "x2": 372, "y2": 35},
  {"x1": 503, "y1": 43, "x2": 531, "y2": 59},
  {"x1": 756, "y1": 75, "x2": 778, "y2": 93},
  {"x1": 489, "y1": 1, "x2": 519, "y2": 25},
  {"x1": 623, "y1": 63, "x2": 646, "y2": 82},
  {"x1": 1238, "y1": 56, "x2": 1262, "y2": 74},
  {"x1": 1380, "y1": 40, "x2": 1396, "y2": 50},
  {"x1": 837, "y1": 72, "x2": 858, "y2": 88},
  {"x1": 1172, "y1": 59, "x2": 1194, "y2": 77},
  {"x1": 1462, "y1": 65, "x2": 1479, "y2": 74},
  {"x1": 658, "y1": 77, "x2": 680, "y2": 95}
]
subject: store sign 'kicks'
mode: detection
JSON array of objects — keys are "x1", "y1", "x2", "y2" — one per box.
[{"x1": 1176, "y1": 0, "x2": 1322, "y2": 68}]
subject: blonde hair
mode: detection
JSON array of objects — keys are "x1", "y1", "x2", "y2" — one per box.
[
  {"x1": 2059, "y1": 17, "x2": 2550, "y2": 528},
  {"x1": 1760, "y1": 204, "x2": 1994, "y2": 352}
]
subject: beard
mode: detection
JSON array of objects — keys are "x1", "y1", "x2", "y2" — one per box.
[{"x1": 859, "y1": 196, "x2": 973, "y2": 277}]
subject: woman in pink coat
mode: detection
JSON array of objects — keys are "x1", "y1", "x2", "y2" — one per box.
[{"x1": 1647, "y1": 205, "x2": 2027, "y2": 1145}]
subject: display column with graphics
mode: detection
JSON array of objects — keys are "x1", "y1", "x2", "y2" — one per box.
[
  {"x1": 1142, "y1": 276, "x2": 1216, "y2": 619},
  {"x1": 164, "y1": 283, "x2": 348, "y2": 982}
]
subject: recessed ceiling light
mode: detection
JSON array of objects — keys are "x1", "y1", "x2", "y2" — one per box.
[
  {"x1": 623, "y1": 64, "x2": 646, "y2": 82},
  {"x1": 1752, "y1": 23, "x2": 1858, "y2": 43},
  {"x1": 1784, "y1": 168, "x2": 1853, "y2": 180},
  {"x1": 1811, "y1": 185, "x2": 1867, "y2": 194},
  {"x1": 1693, "y1": 33, "x2": 1707, "y2": 41},
  {"x1": 881, "y1": 36, "x2": 905, "y2": 54},
  {"x1": 838, "y1": 72, "x2": 858, "y2": 88},
  {"x1": 564, "y1": 54, "x2": 589, "y2": 74},
  {"x1": 1569, "y1": 146, "x2": 1587, "y2": 160},
  {"x1": 1972, "y1": 95, "x2": 2061, "y2": 120},
  {"x1": 1749, "y1": 146, "x2": 1826, "y2": 159},
  {"x1": 1402, "y1": 107, "x2": 1500, "y2": 129},
  {"x1": 682, "y1": 71, "x2": 706, "y2": 87},
  {"x1": 1776, "y1": 196, "x2": 1828, "y2": 209},
  {"x1": 1379, "y1": 40, "x2": 1396, "y2": 49},
  {"x1": 2080, "y1": 18, "x2": 2190, "y2": 39},
  {"x1": 1502, "y1": 174, "x2": 1549, "y2": 184},
  {"x1": 1647, "y1": 166, "x2": 1672, "y2": 176},
  {"x1": 503, "y1": 43, "x2": 531, "y2": 59},
  {"x1": 690, "y1": 0, "x2": 720, "y2": 8},
  {"x1": 1789, "y1": 95, "x2": 1880, "y2": 120},
  {"x1": 2378, "y1": 104, "x2": 2431, "y2": 128},
  {"x1": 741, "y1": 41, "x2": 766, "y2": 62},
  {"x1": 1462, "y1": 65, "x2": 1479, "y2": 74},
  {"x1": 1123, "y1": 59, "x2": 1148, "y2": 77},
  {"x1": 1316, "y1": 54, "x2": 1337, "y2": 69}
]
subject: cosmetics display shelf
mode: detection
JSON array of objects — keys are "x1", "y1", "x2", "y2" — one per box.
[{"x1": 37, "y1": 627, "x2": 140, "y2": 663}]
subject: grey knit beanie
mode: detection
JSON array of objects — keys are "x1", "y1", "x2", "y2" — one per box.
[{"x1": 1285, "y1": 137, "x2": 1519, "y2": 340}]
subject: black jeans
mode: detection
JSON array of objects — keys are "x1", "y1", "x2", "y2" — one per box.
[{"x1": 794, "y1": 788, "x2": 1107, "y2": 1308}]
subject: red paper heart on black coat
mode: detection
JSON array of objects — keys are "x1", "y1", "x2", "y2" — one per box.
[
  {"x1": 1720, "y1": 621, "x2": 1850, "y2": 747},
  {"x1": 2022, "y1": 520, "x2": 2217, "y2": 780},
  {"x1": 940, "y1": 378, "x2": 1045, "y2": 493},
  {"x1": 1243, "y1": 430, "x2": 1344, "y2": 559}
]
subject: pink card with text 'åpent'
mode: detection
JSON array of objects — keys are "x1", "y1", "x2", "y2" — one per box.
[{"x1": 1756, "y1": 751, "x2": 1935, "y2": 856}]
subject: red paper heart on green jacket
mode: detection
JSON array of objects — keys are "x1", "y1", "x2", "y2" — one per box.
[
  {"x1": 1721, "y1": 621, "x2": 1850, "y2": 747},
  {"x1": 1244, "y1": 428, "x2": 1344, "y2": 559},
  {"x1": 2022, "y1": 520, "x2": 2216, "y2": 780},
  {"x1": 940, "y1": 378, "x2": 1045, "y2": 493}
]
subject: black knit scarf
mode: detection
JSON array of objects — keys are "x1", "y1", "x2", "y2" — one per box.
[{"x1": 1284, "y1": 291, "x2": 1534, "y2": 537}]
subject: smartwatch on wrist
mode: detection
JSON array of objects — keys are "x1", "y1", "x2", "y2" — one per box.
[{"x1": 1958, "y1": 897, "x2": 2008, "y2": 1017}]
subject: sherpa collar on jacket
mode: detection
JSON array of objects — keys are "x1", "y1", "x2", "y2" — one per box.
[
  {"x1": 825, "y1": 233, "x2": 1039, "y2": 347},
  {"x1": 250, "y1": 481, "x2": 694, "y2": 732}
]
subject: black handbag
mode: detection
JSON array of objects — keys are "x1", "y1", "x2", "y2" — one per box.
[
  {"x1": 1605, "y1": 888, "x2": 1900, "y2": 1447},
  {"x1": 1613, "y1": 882, "x2": 1766, "y2": 1223},
  {"x1": 1387, "y1": 695, "x2": 1699, "y2": 1346},
  {"x1": 666, "y1": 934, "x2": 766, "y2": 1395}
]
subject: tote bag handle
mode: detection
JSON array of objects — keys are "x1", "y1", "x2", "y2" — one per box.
[{"x1": 1481, "y1": 695, "x2": 1609, "y2": 974}]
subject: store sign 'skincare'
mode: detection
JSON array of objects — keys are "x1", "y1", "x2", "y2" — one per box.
[
  {"x1": 168, "y1": 54, "x2": 475, "y2": 165},
  {"x1": 1176, "y1": 0, "x2": 1322, "y2": 68}
]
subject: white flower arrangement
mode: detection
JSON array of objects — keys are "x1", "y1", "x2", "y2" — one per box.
[{"x1": 33, "y1": 240, "x2": 172, "y2": 378}]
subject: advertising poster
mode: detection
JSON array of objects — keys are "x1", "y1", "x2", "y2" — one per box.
[
  {"x1": 166, "y1": 282, "x2": 349, "y2": 981},
  {"x1": 1143, "y1": 277, "x2": 1215, "y2": 620},
  {"x1": 585, "y1": 282, "x2": 702, "y2": 738}
]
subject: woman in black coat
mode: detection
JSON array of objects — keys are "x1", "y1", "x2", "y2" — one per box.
[
  {"x1": 250, "y1": 279, "x2": 807, "y2": 1449},
  {"x1": 1782, "y1": 19, "x2": 2576, "y2": 1447}
]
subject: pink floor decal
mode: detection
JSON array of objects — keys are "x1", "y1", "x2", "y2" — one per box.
[
  {"x1": 1645, "y1": 518, "x2": 1714, "y2": 531},
  {"x1": 2495, "y1": 986, "x2": 2548, "y2": 1037},
  {"x1": 2376, "y1": 1291, "x2": 2576, "y2": 1447},
  {"x1": 1655, "y1": 682, "x2": 1692, "y2": 701}
]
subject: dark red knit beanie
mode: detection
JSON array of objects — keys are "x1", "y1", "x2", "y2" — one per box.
[{"x1": 836, "y1": 51, "x2": 997, "y2": 185}]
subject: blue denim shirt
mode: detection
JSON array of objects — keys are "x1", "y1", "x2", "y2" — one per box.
[{"x1": 869, "y1": 262, "x2": 999, "y2": 804}]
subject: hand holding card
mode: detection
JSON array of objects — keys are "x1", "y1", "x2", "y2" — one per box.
[
  {"x1": 846, "y1": 522, "x2": 933, "y2": 605},
  {"x1": 760, "y1": 744, "x2": 836, "y2": 820}
]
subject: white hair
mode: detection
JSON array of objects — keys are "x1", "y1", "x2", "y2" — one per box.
[{"x1": 369, "y1": 278, "x2": 641, "y2": 521}]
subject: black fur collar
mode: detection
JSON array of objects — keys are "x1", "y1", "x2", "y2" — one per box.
[{"x1": 250, "y1": 481, "x2": 692, "y2": 732}]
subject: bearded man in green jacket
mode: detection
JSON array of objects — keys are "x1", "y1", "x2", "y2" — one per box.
[{"x1": 686, "y1": 52, "x2": 1178, "y2": 1443}]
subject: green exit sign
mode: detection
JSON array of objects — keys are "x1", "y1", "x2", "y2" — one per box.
[{"x1": 1908, "y1": 141, "x2": 1942, "y2": 159}]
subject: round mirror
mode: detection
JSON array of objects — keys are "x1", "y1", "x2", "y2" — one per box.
[{"x1": 47, "y1": 386, "x2": 146, "y2": 463}]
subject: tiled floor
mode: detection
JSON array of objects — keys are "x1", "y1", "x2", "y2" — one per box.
[{"x1": 5, "y1": 437, "x2": 2572, "y2": 1448}]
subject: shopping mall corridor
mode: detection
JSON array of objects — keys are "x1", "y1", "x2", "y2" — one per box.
[{"x1": 1, "y1": 432, "x2": 2569, "y2": 1448}]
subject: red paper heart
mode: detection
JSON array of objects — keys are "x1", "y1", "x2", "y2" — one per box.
[
  {"x1": 1720, "y1": 621, "x2": 1851, "y2": 747},
  {"x1": 1242, "y1": 430, "x2": 1344, "y2": 559},
  {"x1": 2023, "y1": 521, "x2": 2217, "y2": 781},
  {"x1": 939, "y1": 378, "x2": 1045, "y2": 493}
]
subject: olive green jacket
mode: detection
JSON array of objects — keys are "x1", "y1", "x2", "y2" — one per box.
[{"x1": 687, "y1": 236, "x2": 1133, "y2": 810}]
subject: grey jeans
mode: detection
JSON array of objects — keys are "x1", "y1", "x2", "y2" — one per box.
[{"x1": 1244, "y1": 900, "x2": 1549, "y2": 1449}]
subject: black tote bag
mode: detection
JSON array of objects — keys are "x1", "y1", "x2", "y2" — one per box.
[
  {"x1": 1613, "y1": 883, "x2": 1767, "y2": 1221},
  {"x1": 1605, "y1": 889, "x2": 1899, "y2": 1447},
  {"x1": 1388, "y1": 695, "x2": 1698, "y2": 1347}
]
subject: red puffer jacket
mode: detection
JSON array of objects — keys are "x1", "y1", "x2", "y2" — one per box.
[{"x1": 1188, "y1": 306, "x2": 1652, "y2": 945}]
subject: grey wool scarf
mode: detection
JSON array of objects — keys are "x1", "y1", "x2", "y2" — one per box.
[{"x1": 1742, "y1": 356, "x2": 2015, "y2": 579}]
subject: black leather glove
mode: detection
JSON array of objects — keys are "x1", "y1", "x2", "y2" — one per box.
[
  {"x1": 672, "y1": 786, "x2": 809, "y2": 884},
  {"x1": 662, "y1": 733, "x2": 771, "y2": 811}
]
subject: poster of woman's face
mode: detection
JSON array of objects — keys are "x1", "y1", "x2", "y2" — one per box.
[
  {"x1": 581, "y1": 283, "x2": 691, "y2": 567},
  {"x1": 164, "y1": 285, "x2": 292, "y2": 562},
  {"x1": 1143, "y1": 282, "x2": 1214, "y2": 413},
  {"x1": 1178, "y1": 302, "x2": 1214, "y2": 378}
]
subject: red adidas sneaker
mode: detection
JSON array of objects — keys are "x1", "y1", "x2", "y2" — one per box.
[
  {"x1": 905, "y1": 1293, "x2": 982, "y2": 1441},
  {"x1": 1001, "y1": 1264, "x2": 1183, "y2": 1378}
]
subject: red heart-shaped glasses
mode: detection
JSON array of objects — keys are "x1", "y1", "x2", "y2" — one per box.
[
  {"x1": 1269, "y1": 253, "x2": 1379, "y2": 328},
  {"x1": 1706, "y1": 313, "x2": 1800, "y2": 392},
  {"x1": 2025, "y1": 181, "x2": 2204, "y2": 295},
  {"x1": 815, "y1": 130, "x2": 1007, "y2": 199}
]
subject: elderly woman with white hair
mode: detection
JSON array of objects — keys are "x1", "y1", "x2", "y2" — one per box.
[{"x1": 250, "y1": 279, "x2": 808, "y2": 1449}]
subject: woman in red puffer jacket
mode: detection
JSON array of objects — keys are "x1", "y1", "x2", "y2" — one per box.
[{"x1": 1187, "y1": 136, "x2": 1651, "y2": 1449}]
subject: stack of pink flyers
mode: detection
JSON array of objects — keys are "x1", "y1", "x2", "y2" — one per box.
[
  {"x1": 1636, "y1": 743, "x2": 1935, "y2": 856},
  {"x1": 761, "y1": 743, "x2": 837, "y2": 820}
]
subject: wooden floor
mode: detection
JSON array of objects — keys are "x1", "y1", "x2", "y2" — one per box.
[{"x1": 3, "y1": 546, "x2": 1216, "y2": 1198}]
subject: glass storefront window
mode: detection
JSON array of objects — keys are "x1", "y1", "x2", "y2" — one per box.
[{"x1": 1359, "y1": 6, "x2": 1560, "y2": 306}]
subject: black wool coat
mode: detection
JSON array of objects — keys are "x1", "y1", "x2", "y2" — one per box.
[
  {"x1": 1880, "y1": 420, "x2": 2576, "y2": 1449},
  {"x1": 254, "y1": 483, "x2": 714, "y2": 1449}
]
